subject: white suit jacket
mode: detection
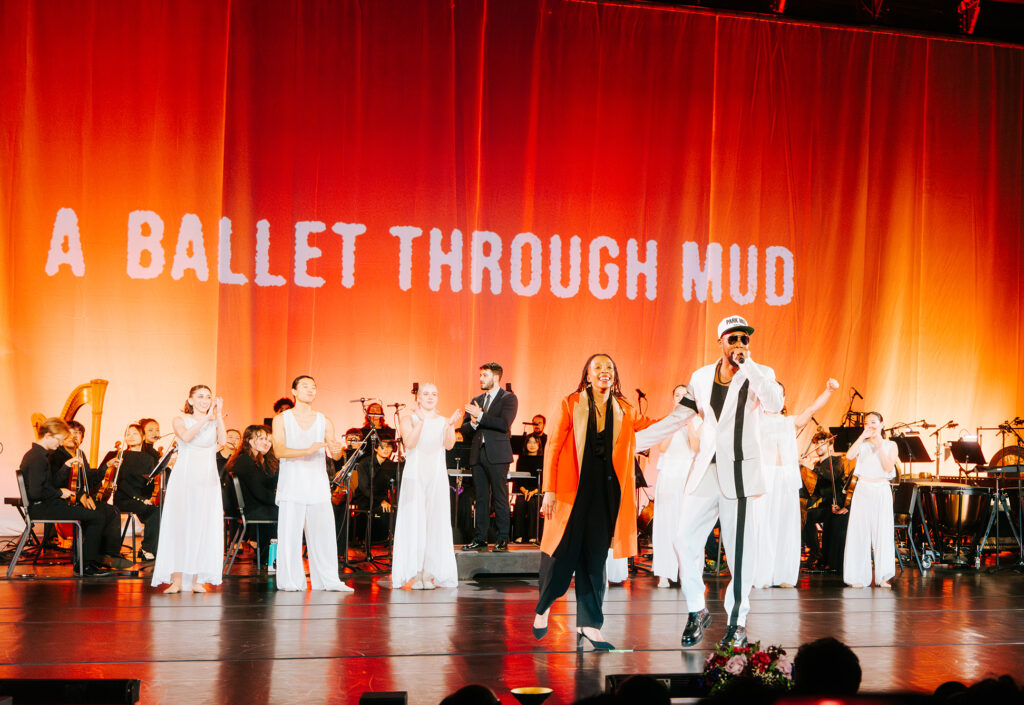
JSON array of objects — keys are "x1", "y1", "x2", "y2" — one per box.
[{"x1": 636, "y1": 358, "x2": 783, "y2": 499}]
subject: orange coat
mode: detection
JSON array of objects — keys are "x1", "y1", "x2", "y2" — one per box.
[{"x1": 540, "y1": 390, "x2": 659, "y2": 560}]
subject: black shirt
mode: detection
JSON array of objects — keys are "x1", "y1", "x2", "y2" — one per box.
[
  {"x1": 514, "y1": 454, "x2": 543, "y2": 491},
  {"x1": 810, "y1": 455, "x2": 849, "y2": 509},
  {"x1": 353, "y1": 455, "x2": 396, "y2": 510},
  {"x1": 709, "y1": 371, "x2": 730, "y2": 465},
  {"x1": 21, "y1": 444, "x2": 62, "y2": 503},
  {"x1": 49, "y1": 446, "x2": 100, "y2": 497},
  {"x1": 230, "y1": 453, "x2": 277, "y2": 511},
  {"x1": 106, "y1": 450, "x2": 157, "y2": 502}
]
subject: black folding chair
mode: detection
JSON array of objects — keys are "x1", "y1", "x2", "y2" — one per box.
[
  {"x1": 223, "y1": 475, "x2": 276, "y2": 574},
  {"x1": 7, "y1": 470, "x2": 84, "y2": 577}
]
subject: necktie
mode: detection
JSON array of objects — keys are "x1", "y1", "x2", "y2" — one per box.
[{"x1": 481, "y1": 393, "x2": 492, "y2": 414}]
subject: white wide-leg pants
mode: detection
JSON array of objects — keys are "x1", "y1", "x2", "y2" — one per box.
[
  {"x1": 843, "y1": 481, "x2": 895, "y2": 587},
  {"x1": 276, "y1": 500, "x2": 345, "y2": 591},
  {"x1": 752, "y1": 465, "x2": 802, "y2": 587}
]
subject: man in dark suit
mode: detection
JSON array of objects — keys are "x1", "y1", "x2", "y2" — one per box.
[{"x1": 460, "y1": 362, "x2": 518, "y2": 552}]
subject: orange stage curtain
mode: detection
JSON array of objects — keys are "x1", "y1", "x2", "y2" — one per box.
[{"x1": 1, "y1": 0, "x2": 1022, "y2": 531}]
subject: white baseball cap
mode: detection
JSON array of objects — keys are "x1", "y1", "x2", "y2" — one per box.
[{"x1": 717, "y1": 315, "x2": 755, "y2": 339}]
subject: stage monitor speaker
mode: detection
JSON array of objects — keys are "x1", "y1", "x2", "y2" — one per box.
[
  {"x1": 0, "y1": 679, "x2": 140, "y2": 704},
  {"x1": 605, "y1": 673, "x2": 708, "y2": 699},
  {"x1": 359, "y1": 692, "x2": 407, "y2": 705}
]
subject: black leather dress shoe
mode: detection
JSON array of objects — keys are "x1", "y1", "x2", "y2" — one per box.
[
  {"x1": 492, "y1": 541, "x2": 509, "y2": 552},
  {"x1": 719, "y1": 625, "x2": 748, "y2": 648},
  {"x1": 103, "y1": 555, "x2": 134, "y2": 570},
  {"x1": 462, "y1": 540, "x2": 488, "y2": 551},
  {"x1": 83, "y1": 562, "x2": 113, "y2": 577},
  {"x1": 680, "y1": 608, "x2": 711, "y2": 646}
]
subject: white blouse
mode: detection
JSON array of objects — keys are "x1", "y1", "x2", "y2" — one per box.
[{"x1": 852, "y1": 439, "x2": 897, "y2": 481}]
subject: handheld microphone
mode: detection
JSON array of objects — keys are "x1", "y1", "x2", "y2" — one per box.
[
  {"x1": 411, "y1": 382, "x2": 419, "y2": 396},
  {"x1": 851, "y1": 388, "x2": 863, "y2": 400}
]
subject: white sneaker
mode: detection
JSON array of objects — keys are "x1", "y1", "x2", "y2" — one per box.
[
  {"x1": 657, "y1": 577, "x2": 670, "y2": 588},
  {"x1": 326, "y1": 581, "x2": 355, "y2": 592}
]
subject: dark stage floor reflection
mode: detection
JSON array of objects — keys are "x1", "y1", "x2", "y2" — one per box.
[{"x1": 1, "y1": 564, "x2": 1023, "y2": 704}]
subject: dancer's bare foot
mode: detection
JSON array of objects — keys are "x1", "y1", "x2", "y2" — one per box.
[
  {"x1": 163, "y1": 584, "x2": 181, "y2": 594},
  {"x1": 192, "y1": 584, "x2": 206, "y2": 593}
]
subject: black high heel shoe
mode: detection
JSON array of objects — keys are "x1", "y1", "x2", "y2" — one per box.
[
  {"x1": 576, "y1": 630, "x2": 614, "y2": 652},
  {"x1": 532, "y1": 625, "x2": 548, "y2": 640}
]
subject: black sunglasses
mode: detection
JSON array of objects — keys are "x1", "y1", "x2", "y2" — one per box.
[{"x1": 726, "y1": 334, "x2": 750, "y2": 345}]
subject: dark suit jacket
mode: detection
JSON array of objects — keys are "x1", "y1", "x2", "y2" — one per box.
[{"x1": 461, "y1": 388, "x2": 518, "y2": 466}]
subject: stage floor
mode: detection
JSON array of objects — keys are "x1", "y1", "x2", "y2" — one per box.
[{"x1": 1, "y1": 557, "x2": 1024, "y2": 705}]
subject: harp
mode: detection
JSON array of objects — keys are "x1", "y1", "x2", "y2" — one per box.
[{"x1": 59, "y1": 379, "x2": 109, "y2": 467}]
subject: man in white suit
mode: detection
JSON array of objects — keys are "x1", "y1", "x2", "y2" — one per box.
[{"x1": 640, "y1": 314, "x2": 783, "y2": 648}]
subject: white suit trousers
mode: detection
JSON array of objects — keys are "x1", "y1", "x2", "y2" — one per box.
[
  {"x1": 674, "y1": 466, "x2": 758, "y2": 627},
  {"x1": 276, "y1": 500, "x2": 345, "y2": 591},
  {"x1": 843, "y1": 481, "x2": 895, "y2": 586}
]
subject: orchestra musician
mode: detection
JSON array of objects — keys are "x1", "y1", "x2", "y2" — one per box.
[
  {"x1": 801, "y1": 431, "x2": 852, "y2": 572},
  {"x1": 102, "y1": 424, "x2": 161, "y2": 562},
  {"x1": 20, "y1": 417, "x2": 124, "y2": 576},
  {"x1": 48, "y1": 420, "x2": 133, "y2": 570},
  {"x1": 226, "y1": 425, "x2": 278, "y2": 565},
  {"x1": 512, "y1": 435, "x2": 543, "y2": 544},
  {"x1": 138, "y1": 418, "x2": 162, "y2": 460},
  {"x1": 351, "y1": 437, "x2": 397, "y2": 545}
]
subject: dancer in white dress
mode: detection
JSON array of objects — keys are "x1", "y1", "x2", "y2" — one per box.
[
  {"x1": 392, "y1": 384, "x2": 463, "y2": 589},
  {"x1": 843, "y1": 411, "x2": 898, "y2": 588},
  {"x1": 272, "y1": 375, "x2": 353, "y2": 592},
  {"x1": 652, "y1": 385, "x2": 701, "y2": 588},
  {"x1": 152, "y1": 384, "x2": 225, "y2": 593},
  {"x1": 752, "y1": 377, "x2": 839, "y2": 589}
]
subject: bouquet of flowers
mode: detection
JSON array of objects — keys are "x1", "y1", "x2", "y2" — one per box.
[{"x1": 700, "y1": 641, "x2": 794, "y2": 694}]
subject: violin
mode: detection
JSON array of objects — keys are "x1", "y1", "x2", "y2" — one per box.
[{"x1": 94, "y1": 441, "x2": 124, "y2": 504}]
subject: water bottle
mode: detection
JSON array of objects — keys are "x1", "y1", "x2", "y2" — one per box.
[{"x1": 268, "y1": 539, "x2": 278, "y2": 574}]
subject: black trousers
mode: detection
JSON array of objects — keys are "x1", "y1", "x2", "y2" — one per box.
[
  {"x1": 31, "y1": 498, "x2": 120, "y2": 564},
  {"x1": 536, "y1": 539, "x2": 608, "y2": 629},
  {"x1": 512, "y1": 491, "x2": 540, "y2": 542},
  {"x1": 114, "y1": 495, "x2": 160, "y2": 553},
  {"x1": 472, "y1": 459, "x2": 510, "y2": 543},
  {"x1": 803, "y1": 505, "x2": 831, "y2": 561}
]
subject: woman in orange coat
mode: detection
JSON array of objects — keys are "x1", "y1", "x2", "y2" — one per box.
[{"x1": 532, "y1": 353, "x2": 696, "y2": 651}]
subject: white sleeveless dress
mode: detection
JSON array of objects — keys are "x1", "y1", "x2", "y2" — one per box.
[
  {"x1": 151, "y1": 417, "x2": 224, "y2": 588},
  {"x1": 391, "y1": 415, "x2": 458, "y2": 588}
]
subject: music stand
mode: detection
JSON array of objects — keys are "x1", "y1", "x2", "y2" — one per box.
[
  {"x1": 829, "y1": 427, "x2": 863, "y2": 454},
  {"x1": 893, "y1": 435, "x2": 933, "y2": 480},
  {"x1": 147, "y1": 445, "x2": 177, "y2": 520},
  {"x1": 950, "y1": 440, "x2": 985, "y2": 468}
]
